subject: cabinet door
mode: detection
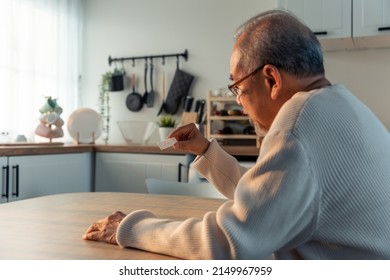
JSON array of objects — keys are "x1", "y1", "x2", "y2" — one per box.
[
  {"x1": 278, "y1": 0, "x2": 351, "y2": 39},
  {"x1": 7, "y1": 153, "x2": 92, "y2": 202},
  {"x1": 95, "y1": 153, "x2": 187, "y2": 193},
  {"x1": 354, "y1": 0, "x2": 390, "y2": 36},
  {"x1": 0, "y1": 157, "x2": 8, "y2": 204}
]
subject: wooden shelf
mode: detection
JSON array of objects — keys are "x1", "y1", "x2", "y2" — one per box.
[{"x1": 206, "y1": 91, "x2": 261, "y2": 148}]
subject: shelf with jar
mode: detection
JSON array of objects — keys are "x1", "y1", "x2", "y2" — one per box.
[{"x1": 205, "y1": 90, "x2": 261, "y2": 147}]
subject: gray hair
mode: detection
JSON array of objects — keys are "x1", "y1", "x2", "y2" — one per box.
[{"x1": 235, "y1": 10, "x2": 324, "y2": 77}]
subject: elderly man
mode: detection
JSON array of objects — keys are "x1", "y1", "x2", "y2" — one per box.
[{"x1": 83, "y1": 10, "x2": 390, "y2": 259}]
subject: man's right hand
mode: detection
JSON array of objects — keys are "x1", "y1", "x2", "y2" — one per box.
[{"x1": 168, "y1": 123, "x2": 210, "y2": 156}]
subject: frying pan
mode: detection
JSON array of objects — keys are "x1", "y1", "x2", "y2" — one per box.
[
  {"x1": 146, "y1": 59, "x2": 155, "y2": 107},
  {"x1": 126, "y1": 73, "x2": 143, "y2": 112}
]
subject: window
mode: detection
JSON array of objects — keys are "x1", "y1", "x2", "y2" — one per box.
[{"x1": 0, "y1": 0, "x2": 83, "y2": 142}]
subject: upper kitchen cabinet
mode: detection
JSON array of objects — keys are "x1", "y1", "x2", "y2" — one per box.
[
  {"x1": 278, "y1": 0, "x2": 353, "y2": 51},
  {"x1": 277, "y1": 0, "x2": 390, "y2": 51},
  {"x1": 353, "y1": 0, "x2": 390, "y2": 48}
]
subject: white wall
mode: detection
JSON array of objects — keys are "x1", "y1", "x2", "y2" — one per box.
[
  {"x1": 81, "y1": 0, "x2": 390, "y2": 144},
  {"x1": 324, "y1": 48, "x2": 390, "y2": 130},
  {"x1": 81, "y1": 0, "x2": 276, "y2": 143}
]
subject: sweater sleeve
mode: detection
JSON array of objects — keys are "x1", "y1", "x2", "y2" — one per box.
[
  {"x1": 192, "y1": 139, "x2": 249, "y2": 199},
  {"x1": 116, "y1": 132, "x2": 319, "y2": 259}
]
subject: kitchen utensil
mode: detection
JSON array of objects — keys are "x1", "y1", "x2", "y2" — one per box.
[
  {"x1": 14, "y1": 134, "x2": 27, "y2": 142},
  {"x1": 197, "y1": 99, "x2": 205, "y2": 124},
  {"x1": 39, "y1": 97, "x2": 57, "y2": 114},
  {"x1": 181, "y1": 96, "x2": 197, "y2": 125},
  {"x1": 194, "y1": 99, "x2": 200, "y2": 113},
  {"x1": 157, "y1": 70, "x2": 166, "y2": 116},
  {"x1": 192, "y1": 99, "x2": 205, "y2": 124},
  {"x1": 184, "y1": 96, "x2": 193, "y2": 112},
  {"x1": 117, "y1": 121, "x2": 156, "y2": 144},
  {"x1": 36, "y1": 122, "x2": 62, "y2": 138},
  {"x1": 67, "y1": 108, "x2": 103, "y2": 143},
  {"x1": 161, "y1": 70, "x2": 165, "y2": 101},
  {"x1": 126, "y1": 73, "x2": 143, "y2": 112},
  {"x1": 142, "y1": 122, "x2": 157, "y2": 144},
  {"x1": 181, "y1": 112, "x2": 198, "y2": 125},
  {"x1": 142, "y1": 59, "x2": 149, "y2": 104},
  {"x1": 146, "y1": 58, "x2": 155, "y2": 107}
]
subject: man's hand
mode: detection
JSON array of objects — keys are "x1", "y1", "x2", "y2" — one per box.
[
  {"x1": 82, "y1": 211, "x2": 126, "y2": 245},
  {"x1": 169, "y1": 123, "x2": 210, "y2": 156}
]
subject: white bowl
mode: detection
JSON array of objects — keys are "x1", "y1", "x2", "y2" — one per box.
[{"x1": 117, "y1": 121, "x2": 157, "y2": 144}]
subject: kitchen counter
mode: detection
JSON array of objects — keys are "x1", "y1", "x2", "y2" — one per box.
[
  {"x1": 1, "y1": 143, "x2": 260, "y2": 157},
  {"x1": 0, "y1": 143, "x2": 95, "y2": 156}
]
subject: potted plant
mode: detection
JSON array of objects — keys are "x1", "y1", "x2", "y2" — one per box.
[
  {"x1": 157, "y1": 114, "x2": 176, "y2": 141},
  {"x1": 109, "y1": 68, "x2": 125, "y2": 92}
]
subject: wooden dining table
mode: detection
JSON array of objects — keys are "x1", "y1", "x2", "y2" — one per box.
[{"x1": 0, "y1": 192, "x2": 226, "y2": 260}]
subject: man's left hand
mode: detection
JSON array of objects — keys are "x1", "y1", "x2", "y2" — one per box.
[{"x1": 82, "y1": 211, "x2": 126, "y2": 245}]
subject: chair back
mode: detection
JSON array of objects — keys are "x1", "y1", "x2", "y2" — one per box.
[{"x1": 145, "y1": 178, "x2": 225, "y2": 199}]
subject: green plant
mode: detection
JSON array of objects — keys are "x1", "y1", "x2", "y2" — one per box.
[
  {"x1": 98, "y1": 67, "x2": 126, "y2": 143},
  {"x1": 98, "y1": 71, "x2": 112, "y2": 144},
  {"x1": 158, "y1": 115, "x2": 176, "y2": 127},
  {"x1": 112, "y1": 67, "x2": 125, "y2": 76}
]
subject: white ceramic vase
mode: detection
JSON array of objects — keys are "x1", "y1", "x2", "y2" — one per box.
[{"x1": 158, "y1": 127, "x2": 174, "y2": 141}]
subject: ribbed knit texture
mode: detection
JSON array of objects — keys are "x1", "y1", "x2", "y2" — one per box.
[{"x1": 116, "y1": 84, "x2": 390, "y2": 259}]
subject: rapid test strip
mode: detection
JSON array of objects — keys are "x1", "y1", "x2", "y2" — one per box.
[{"x1": 157, "y1": 137, "x2": 178, "y2": 150}]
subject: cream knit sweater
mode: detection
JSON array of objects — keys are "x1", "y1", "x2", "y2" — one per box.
[{"x1": 117, "y1": 84, "x2": 390, "y2": 259}]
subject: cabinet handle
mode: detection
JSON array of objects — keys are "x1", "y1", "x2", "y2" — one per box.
[
  {"x1": 2, "y1": 166, "x2": 9, "y2": 198},
  {"x1": 178, "y1": 163, "x2": 186, "y2": 182},
  {"x1": 378, "y1": 27, "x2": 390, "y2": 31},
  {"x1": 313, "y1": 31, "x2": 328, "y2": 35},
  {"x1": 12, "y1": 165, "x2": 19, "y2": 197}
]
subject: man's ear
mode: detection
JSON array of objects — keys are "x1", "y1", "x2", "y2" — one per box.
[{"x1": 263, "y1": 65, "x2": 282, "y2": 100}]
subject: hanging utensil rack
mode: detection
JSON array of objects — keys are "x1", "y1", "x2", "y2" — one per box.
[{"x1": 108, "y1": 49, "x2": 188, "y2": 66}]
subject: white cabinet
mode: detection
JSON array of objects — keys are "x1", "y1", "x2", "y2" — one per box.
[
  {"x1": 95, "y1": 152, "x2": 187, "y2": 193},
  {"x1": 278, "y1": 0, "x2": 351, "y2": 38},
  {"x1": 353, "y1": 0, "x2": 390, "y2": 48},
  {"x1": 1, "y1": 153, "x2": 92, "y2": 203},
  {"x1": 278, "y1": 0, "x2": 354, "y2": 51},
  {"x1": 278, "y1": 0, "x2": 390, "y2": 50}
]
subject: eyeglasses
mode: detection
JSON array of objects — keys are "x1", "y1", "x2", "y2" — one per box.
[{"x1": 228, "y1": 65, "x2": 265, "y2": 96}]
